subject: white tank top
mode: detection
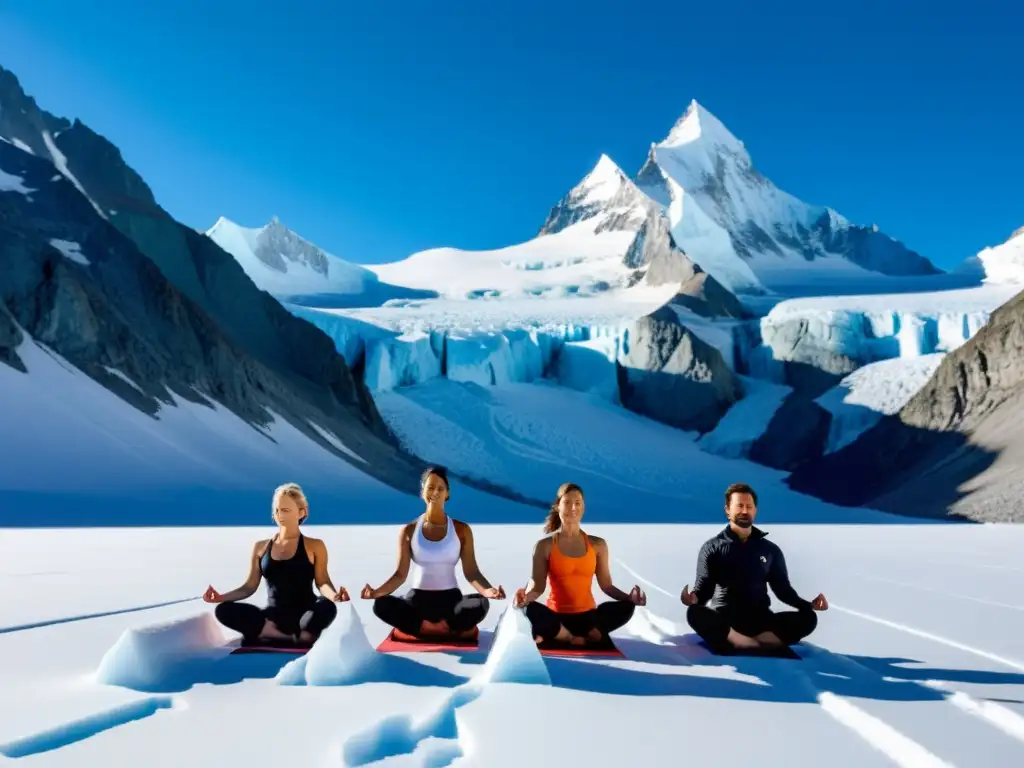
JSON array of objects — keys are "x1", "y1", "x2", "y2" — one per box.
[{"x1": 409, "y1": 516, "x2": 461, "y2": 590}]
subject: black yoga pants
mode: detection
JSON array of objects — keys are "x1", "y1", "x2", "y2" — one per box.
[
  {"x1": 372, "y1": 588, "x2": 489, "y2": 635},
  {"x1": 686, "y1": 605, "x2": 817, "y2": 650},
  {"x1": 525, "y1": 600, "x2": 635, "y2": 642},
  {"x1": 215, "y1": 597, "x2": 338, "y2": 640}
]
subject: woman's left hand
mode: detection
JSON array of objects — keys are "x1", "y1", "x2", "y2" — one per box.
[
  {"x1": 482, "y1": 585, "x2": 506, "y2": 599},
  {"x1": 332, "y1": 587, "x2": 351, "y2": 602},
  {"x1": 629, "y1": 585, "x2": 647, "y2": 606}
]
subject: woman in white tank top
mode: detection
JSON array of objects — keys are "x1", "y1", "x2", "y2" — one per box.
[{"x1": 361, "y1": 466, "x2": 505, "y2": 640}]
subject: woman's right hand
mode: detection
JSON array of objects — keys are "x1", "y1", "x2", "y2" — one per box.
[
  {"x1": 202, "y1": 585, "x2": 223, "y2": 604},
  {"x1": 513, "y1": 587, "x2": 535, "y2": 609},
  {"x1": 360, "y1": 583, "x2": 377, "y2": 600}
]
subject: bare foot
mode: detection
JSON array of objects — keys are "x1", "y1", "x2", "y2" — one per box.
[
  {"x1": 726, "y1": 628, "x2": 760, "y2": 650},
  {"x1": 586, "y1": 627, "x2": 604, "y2": 643},
  {"x1": 534, "y1": 635, "x2": 545, "y2": 646},
  {"x1": 298, "y1": 630, "x2": 315, "y2": 645},
  {"x1": 569, "y1": 635, "x2": 587, "y2": 646},
  {"x1": 754, "y1": 631, "x2": 783, "y2": 648},
  {"x1": 419, "y1": 619, "x2": 452, "y2": 636}
]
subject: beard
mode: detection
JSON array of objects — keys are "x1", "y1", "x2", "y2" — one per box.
[{"x1": 732, "y1": 515, "x2": 752, "y2": 528}]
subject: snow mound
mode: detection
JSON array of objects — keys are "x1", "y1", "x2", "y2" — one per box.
[
  {"x1": 95, "y1": 612, "x2": 226, "y2": 690},
  {"x1": 275, "y1": 603, "x2": 380, "y2": 686},
  {"x1": 475, "y1": 607, "x2": 551, "y2": 686}
]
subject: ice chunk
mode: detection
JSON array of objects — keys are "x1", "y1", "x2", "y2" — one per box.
[
  {"x1": 474, "y1": 606, "x2": 550, "y2": 686},
  {"x1": 445, "y1": 332, "x2": 516, "y2": 386},
  {"x1": 364, "y1": 331, "x2": 442, "y2": 392},
  {"x1": 95, "y1": 612, "x2": 226, "y2": 690},
  {"x1": 276, "y1": 602, "x2": 381, "y2": 686},
  {"x1": 553, "y1": 337, "x2": 620, "y2": 402}
]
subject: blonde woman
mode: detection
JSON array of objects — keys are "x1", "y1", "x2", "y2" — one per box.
[{"x1": 203, "y1": 483, "x2": 350, "y2": 647}]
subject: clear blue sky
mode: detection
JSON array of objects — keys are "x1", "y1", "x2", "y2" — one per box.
[{"x1": 0, "y1": 0, "x2": 1019, "y2": 269}]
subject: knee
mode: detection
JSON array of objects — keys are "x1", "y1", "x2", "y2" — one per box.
[
  {"x1": 524, "y1": 602, "x2": 542, "y2": 621},
  {"x1": 685, "y1": 604, "x2": 703, "y2": 627},
  {"x1": 473, "y1": 594, "x2": 490, "y2": 618},
  {"x1": 619, "y1": 600, "x2": 636, "y2": 621},
  {"x1": 371, "y1": 596, "x2": 389, "y2": 620},
  {"x1": 213, "y1": 601, "x2": 233, "y2": 622},
  {"x1": 802, "y1": 608, "x2": 819, "y2": 633},
  {"x1": 318, "y1": 598, "x2": 338, "y2": 620}
]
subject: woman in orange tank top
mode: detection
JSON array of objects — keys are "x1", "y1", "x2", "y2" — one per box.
[{"x1": 513, "y1": 482, "x2": 646, "y2": 647}]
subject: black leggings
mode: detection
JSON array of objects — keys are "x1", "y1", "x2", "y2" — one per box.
[
  {"x1": 215, "y1": 598, "x2": 338, "y2": 642},
  {"x1": 373, "y1": 588, "x2": 489, "y2": 635},
  {"x1": 525, "y1": 600, "x2": 635, "y2": 642},
  {"x1": 686, "y1": 605, "x2": 817, "y2": 651}
]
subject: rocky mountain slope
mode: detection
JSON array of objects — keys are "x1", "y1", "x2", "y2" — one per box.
[
  {"x1": 0, "y1": 64, "x2": 428, "y2": 500},
  {"x1": 786, "y1": 277, "x2": 1024, "y2": 521}
]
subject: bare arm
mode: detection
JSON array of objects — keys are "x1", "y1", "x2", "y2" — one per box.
[
  {"x1": 216, "y1": 540, "x2": 266, "y2": 602},
  {"x1": 309, "y1": 538, "x2": 346, "y2": 601},
  {"x1": 521, "y1": 538, "x2": 551, "y2": 603},
  {"x1": 456, "y1": 523, "x2": 494, "y2": 594},
  {"x1": 366, "y1": 524, "x2": 414, "y2": 598},
  {"x1": 593, "y1": 537, "x2": 632, "y2": 601}
]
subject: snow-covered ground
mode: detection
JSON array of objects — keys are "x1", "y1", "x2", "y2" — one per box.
[{"x1": 2, "y1": 522, "x2": 1023, "y2": 767}]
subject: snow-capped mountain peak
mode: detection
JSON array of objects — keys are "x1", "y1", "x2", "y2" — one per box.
[
  {"x1": 662, "y1": 100, "x2": 749, "y2": 161},
  {"x1": 207, "y1": 216, "x2": 375, "y2": 299},
  {"x1": 631, "y1": 100, "x2": 940, "y2": 294},
  {"x1": 538, "y1": 153, "x2": 649, "y2": 236}
]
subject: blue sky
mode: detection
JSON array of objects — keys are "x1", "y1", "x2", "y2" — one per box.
[{"x1": 0, "y1": 0, "x2": 1019, "y2": 269}]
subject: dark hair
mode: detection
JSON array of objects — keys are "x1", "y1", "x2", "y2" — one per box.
[
  {"x1": 544, "y1": 482, "x2": 584, "y2": 533},
  {"x1": 421, "y1": 465, "x2": 450, "y2": 498},
  {"x1": 724, "y1": 482, "x2": 757, "y2": 507}
]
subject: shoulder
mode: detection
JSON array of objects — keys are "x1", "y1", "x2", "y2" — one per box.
[
  {"x1": 587, "y1": 534, "x2": 608, "y2": 550},
  {"x1": 760, "y1": 538, "x2": 783, "y2": 555},
  {"x1": 699, "y1": 535, "x2": 725, "y2": 554},
  {"x1": 252, "y1": 538, "x2": 271, "y2": 556},
  {"x1": 452, "y1": 519, "x2": 471, "y2": 538},
  {"x1": 303, "y1": 535, "x2": 326, "y2": 552},
  {"x1": 400, "y1": 520, "x2": 417, "y2": 540},
  {"x1": 533, "y1": 533, "x2": 555, "y2": 555}
]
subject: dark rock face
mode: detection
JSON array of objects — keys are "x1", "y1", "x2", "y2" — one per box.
[
  {"x1": 811, "y1": 212, "x2": 941, "y2": 276},
  {"x1": 786, "y1": 285, "x2": 1024, "y2": 521},
  {"x1": 748, "y1": 393, "x2": 832, "y2": 471},
  {"x1": 616, "y1": 305, "x2": 741, "y2": 433}
]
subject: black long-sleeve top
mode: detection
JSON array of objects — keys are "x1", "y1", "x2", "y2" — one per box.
[{"x1": 691, "y1": 526, "x2": 812, "y2": 614}]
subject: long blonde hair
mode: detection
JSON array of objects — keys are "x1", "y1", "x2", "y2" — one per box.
[{"x1": 272, "y1": 482, "x2": 309, "y2": 524}]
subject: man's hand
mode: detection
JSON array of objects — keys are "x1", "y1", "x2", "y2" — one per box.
[
  {"x1": 810, "y1": 593, "x2": 828, "y2": 611},
  {"x1": 680, "y1": 585, "x2": 698, "y2": 607}
]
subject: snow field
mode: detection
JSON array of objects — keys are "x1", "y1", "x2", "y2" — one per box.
[{"x1": 2, "y1": 523, "x2": 1023, "y2": 766}]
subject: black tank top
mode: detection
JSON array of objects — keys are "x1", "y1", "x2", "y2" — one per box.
[{"x1": 260, "y1": 533, "x2": 316, "y2": 611}]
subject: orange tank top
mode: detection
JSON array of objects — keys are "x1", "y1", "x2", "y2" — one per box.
[{"x1": 546, "y1": 532, "x2": 597, "y2": 614}]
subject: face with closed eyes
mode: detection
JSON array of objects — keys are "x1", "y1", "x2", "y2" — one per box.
[
  {"x1": 421, "y1": 472, "x2": 449, "y2": 506},
  {"x1": 726, "y1": 492, "x2": 757, "y2": 529}
]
